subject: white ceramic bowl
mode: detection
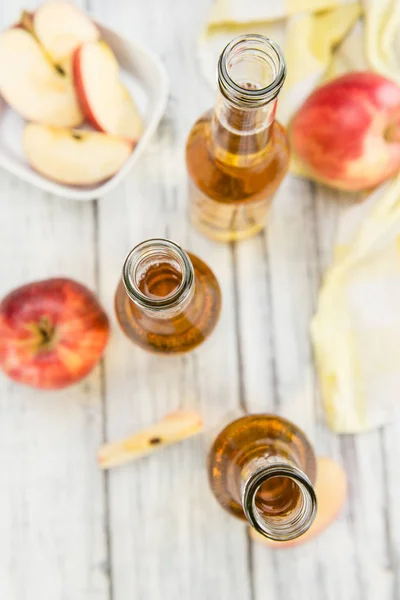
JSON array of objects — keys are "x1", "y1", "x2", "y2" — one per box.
[{"x1": 0, "y1": 19, "x2": 169, "y2": 201}]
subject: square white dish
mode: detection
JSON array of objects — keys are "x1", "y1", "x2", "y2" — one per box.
[{"x1": 0, "y1": 19, "x2": 169, "y2": 201}]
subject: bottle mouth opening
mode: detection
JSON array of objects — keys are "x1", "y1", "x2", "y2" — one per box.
[
  {"x1": 122, "y1": 239, "x2": 194, "y2": 310},
  {"x1": 242, "y1": 463, "x2": 317, "y2": 541},
  {"x1": 218, "y1": 34, "x2": 286, "y2": 107}
]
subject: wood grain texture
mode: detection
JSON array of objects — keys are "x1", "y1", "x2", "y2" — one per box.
[
  {"x1": 0, "y1": 4, "x2": 108, "y2": 600},
  {"x1": 90, "y1": 1, "x2": 250, "y2": 599},
  {"x1": 1, "y1": 0, "x2": 400, "y2": 599}
]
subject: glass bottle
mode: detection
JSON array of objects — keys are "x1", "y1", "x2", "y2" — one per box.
[
  {"x1": 115, "y1": 238, "x2": 221, "y2": 354},
  {"x1": 186, "y1": 34, "x2": 290, "y2": 242},
  {"x1": 208, "y1": 414, "x2": 317, "y2": 540}
]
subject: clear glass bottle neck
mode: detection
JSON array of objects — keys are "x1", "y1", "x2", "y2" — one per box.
[
  {"x1": 241, "y1": 455, "x2": 317, "y2": 541},
  {"x1": 211, "y1": 92, "x2": 278, "y2": 157},
  {"x1": 122, "y1": 239, "x2": 195, "y2": 318},
  {"x1": 210, "y1": 34, "x2": 286, "y2": 160}
]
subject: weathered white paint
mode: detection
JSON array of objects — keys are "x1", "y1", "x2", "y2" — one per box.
[{"x1": 0, "y1": 1, "x2": 399, "y2": 599}]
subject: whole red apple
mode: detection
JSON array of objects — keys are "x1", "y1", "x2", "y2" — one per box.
[
  {"x1": 290, "y1": 72, "x2": 400, "y2": 191},
  {"x1": 0, "y1": 278, "x2": 109, "y2": 389}
]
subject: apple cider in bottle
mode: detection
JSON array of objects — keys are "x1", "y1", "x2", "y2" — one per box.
[
  {"x1": 208, "y1": 414, "x2": 317, "y2": 540},
  {"x1": 115, "y1": 239, "x2": 221, "y2": 354},
  {"x1": 186, "y1": 35, "x2": 290, "y2": 242}
]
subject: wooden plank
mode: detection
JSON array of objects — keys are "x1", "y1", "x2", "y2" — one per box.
[
  {"x1": 90, "y1": 0, "x2": 253, "y2": 598},
  {"x1": 235, "y1": 178, "x2": 361, "y2": 600},
  {"x1": 0, "y1": 180, "x2": 108, "y2": 598},
  {"x1": 0, "y1": 3, "x2": 108, "y2": 599},
  {"x1": 381, "y1": 425, "x2": 400, "y2": 599},
  {"x1": 314, "y1": 187, "x2": 396, "y2": 600},
  {"x1": 1, "y1": 1, "x2": 399, "y2": 599}
]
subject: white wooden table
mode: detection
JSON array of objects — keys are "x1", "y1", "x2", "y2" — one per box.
[{"x1": 1, "y1": 1, "x2": 399, "y2": 599}]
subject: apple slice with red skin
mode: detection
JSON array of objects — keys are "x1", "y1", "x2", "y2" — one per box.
[
  {"x1": 31, "y1": 1, "x2": 99, "y2": 62},
  {"x1": 250, "y1": 457, "x2": 347, "y2": 548},
  {"x1": 290, "y1": 72, "x2": 400, "y2": 191},
  {"x1": 0, "y1": 28, "x2": 83, "y2": 126},
  {"x1": 24, "y1": 123, "x2": 133, "y2": 186},
  {"x1": 73, "y1": 41, "x2": 144, "y2": 142},
  {"x1": 0, "y1": 278, "x2": 109, "y2": 390}
]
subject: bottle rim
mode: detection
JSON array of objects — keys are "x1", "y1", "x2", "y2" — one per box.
[
  {"x1": 218, "y1": 34, "x2": 286, "y2": 107},
  {"x1": 122, "y1": 238, "x2": 194, "y2": 311},
  {"x1": 242, "y1": 462, "x2": 318, "y2": 541}
]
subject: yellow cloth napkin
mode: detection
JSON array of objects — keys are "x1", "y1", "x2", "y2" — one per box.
[
  {"x1": 200, "y1": 0, "x2": 400, "y2": 432},
  {"x1": 312, "y1": 175, "x2": 400, "y2": 432}
]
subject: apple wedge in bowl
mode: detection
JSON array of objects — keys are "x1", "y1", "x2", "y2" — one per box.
[
  {"x1": 73, "y1": 40, "x2": 144, "y2": 142},
  {"x1": 24, "y1": 1, "x2": 100, "y2": 63},
  {"x1": 0, "y1": 28, "x2": 83, "y2": 128},
  {"x1": 24, "y1": 124, "x2": 133, "y2": 186},
  {"x1": 0, "y1": 3, "x2": 168, "y2": 200}
]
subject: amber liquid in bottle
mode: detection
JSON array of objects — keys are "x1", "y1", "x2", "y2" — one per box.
[
  {"x1": 115, "y1": 240, "x2": 221, "y2": 355},
  {"x1": 186, "y1": 35, "x2": 290, "y2": 242},
  {"x1": 208, "y1": 415, "x2": 317, "y2": 540},
  {"x1": 187, "y1": 114, "x2": 289, "y2": 242}
]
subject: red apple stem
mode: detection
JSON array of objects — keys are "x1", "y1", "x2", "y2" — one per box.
[
  {"x1": 37, "y1": 316, "x2": 55, "y2": 347},
  {"x1": 385, "y1": 119, "x2": 400, "y2": 143}
]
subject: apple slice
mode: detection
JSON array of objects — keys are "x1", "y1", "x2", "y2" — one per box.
[
  {"x1": 73, "y1": 41, "x2": 144, "y2": 141},
  {"x1": 0, "y1": 28, "x2": 83, "y2": 126},
  {"x1": 24, "y1": 123, "x2": 132, "y2": 186},
  {"x1": 31, "y1": 1, "x2": 99, "y2": 62},
  {"x1": 250, "y1": 457, "x2": 347, "y2": 548},
  {"x1": 98, "y1": 410, "x2": 204, "y2": 469}
]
